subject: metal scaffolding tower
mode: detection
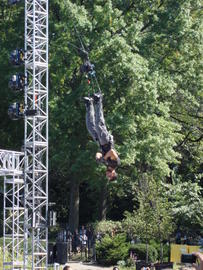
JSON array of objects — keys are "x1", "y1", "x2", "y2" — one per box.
[
  {"x1": 0, "y1": 150, "x2": 24, "y2": 177},
  {"x1": 1, "y1": 1, "x2": 49, "y2": 269},
  {"x1": 24, "y1": 0, "x2": 49, "y2": 269},
  {"x1": 0, "y1": 149, "x2": 24, "y2": 270}
]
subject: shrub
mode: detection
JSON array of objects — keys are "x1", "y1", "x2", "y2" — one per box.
[
  {"x1": 0, "y1": 247, "x2": 11, "y2": 269},
  {"x1": 0, "y1": 247, "x2": 2, "y2": 269},
  {"x1": 96, "y1": 233, "x2": 129, "y2": 266},
  {"x1": 117, "y1": 260, "x2": 126, "y2": 266},
  {"x1": 93, "y1": 220, "x2": 122, "y2": 236},
  {"x1": 126, "y1": 257, "x2": 136, "y2": 267},
  {"x1": 129, "y1": 243, "x2": 158, "y2": 262},
  {"x1": 149, "y1": 240, "x2": 170, "y2": 262}
]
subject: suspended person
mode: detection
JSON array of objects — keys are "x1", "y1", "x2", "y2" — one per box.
[
  {"x1": 80, "y1": 60, "x2": 95, "y2": 74},
  {"x1": 84, "y1": 92, "x2": 120, "y2": 181}
]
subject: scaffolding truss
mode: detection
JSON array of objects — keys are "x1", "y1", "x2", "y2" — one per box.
[
  {"x1": 0, "y1": 149, "x2": 24, "y2": 270},
  {"x1": 24, "y1": 0, "x2": 49, "y2": 269},
  {"x1": 0, "y1": 150, "x2": 24, "y2": 176},
  {"x1": 1, "y1": 0, "x2": 49, "y2": 269}
]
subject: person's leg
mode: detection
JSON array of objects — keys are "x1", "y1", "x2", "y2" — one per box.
[
  {"x1": 85, "y1": 98, "x2": 99, "y2": 142},
  {"x1": 94, "y1": 94, "x2": 112, "y2": 145}
]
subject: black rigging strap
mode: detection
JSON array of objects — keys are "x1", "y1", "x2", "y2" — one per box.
[{"x1": 68, "y1": 26, "x2": 101, "y2": 94}]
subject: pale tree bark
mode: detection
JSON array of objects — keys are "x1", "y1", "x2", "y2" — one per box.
[{"x1": 68, "y1": 178, "x2": 80, "y2": 233}]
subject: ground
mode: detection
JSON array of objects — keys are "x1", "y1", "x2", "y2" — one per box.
[{"x1": 62, "y1": 262, "x2": 113, "y2": 270}]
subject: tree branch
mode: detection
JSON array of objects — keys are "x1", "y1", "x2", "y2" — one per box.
[
  {"x1": 170, "y1": 115, "x2": 190, "y2": 125},
  {"x1": 175, "y1": 131, "x2": 192, "y2": 148},
  {"x1": 140, "y1": 20, "x2": 152, "y2": 32},
  {"x1": 188, "y1": 135, "x2": 203, "y2": 143}
]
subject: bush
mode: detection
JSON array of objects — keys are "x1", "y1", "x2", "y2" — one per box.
[
  {"x1": 117, "y1": 260, "x2": 126, "y2": 267},
  {"x1": 0, "y1": 246, "x2": 12, "y2": 269},
  {"x1": 129, "y1": 243, "x2": 158, "y2": 262},
  {"x1": 93, "y1": 220, "x2": 122, "y2": 235},
  {"x1": 96, "y1": 233, "x2": 129, "y2": 266},
  {"x1": 126, "y1": 257, "x2": 136, "y2": 267},
  {"x1": 149, "y1": 240, "x2": 170, "y2": 262}
]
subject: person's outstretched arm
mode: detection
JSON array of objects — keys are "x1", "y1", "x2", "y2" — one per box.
[
  {"x1": 96, "y1": 152, "x2": 102, "y2": 160},
  {"x1": 104, "y1": 149, "x2": 118, "y2": 160},
  {"x1": 96, "y1": 152, "x2": 104, "y2": 163}
]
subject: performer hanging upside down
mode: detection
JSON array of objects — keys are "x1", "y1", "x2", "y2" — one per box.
[{"x1": 84, "y1": 92, "x2": 120, "y2": 181}]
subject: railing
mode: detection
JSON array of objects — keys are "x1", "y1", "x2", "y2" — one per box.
[{"x1": 0, "y1": 149, "x2": 24, "y2": 176}]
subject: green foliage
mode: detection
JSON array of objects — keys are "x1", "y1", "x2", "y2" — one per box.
[
  {"x1": 96, "y1": 233, "x2": 129, "y2": 266},
  {"x1": 0, "y1": 246, "x2": 3, "y2": 270},
  {"x1": 0, "y1": 0, "x2": 24, "y2": 150},
  {"x1": 165, "y1": 179, "x2": 203, "y2": 233},
  {"x1": 117, "y1": 260, "x2": 127, "y2": 267},
  {"x1": 93, "y1": 220, "x2": 122, "y2": 235},
  {"x1": 0, "y1": 241, "x2": 14, "y2": 270},
  {"x1": 122, "y1": 179, "x2": 175, "y2": 243},
  {"x1": 125, "y1": 257, "x2": 136, "y2": 267},
  {"x1": 129, "y1": 243, "x2": 158, "y2": 263},
  {"x1": 149, "y1": 240, "x2": 170, "y2": 262}
]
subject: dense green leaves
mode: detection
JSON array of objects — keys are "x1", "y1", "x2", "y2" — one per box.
[
  {"x1": 96, "y1": 233, "x2": 129, "y2": 265},
  {"x1": 130, "y1": 243, "x2": 158, "y2": 263},
  {"x1": 165, "y1": 179, "x2": 203, "y2": 233}
]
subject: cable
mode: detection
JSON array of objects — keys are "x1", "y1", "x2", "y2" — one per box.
[
  {"x1": 69, "y1": 25, "x2": 103, "y2": 94},
  {"x1": 67, "y1": 41, "x2": 87, "y2": 54},
  {"x1": 93, "y1": 76, "x2": 102, "y2": 93},
  {"x1": 73, "y1": 25, "x2": 89, "y2": 60}
]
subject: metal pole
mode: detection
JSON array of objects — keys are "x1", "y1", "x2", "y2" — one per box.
[
  {"x1": 24, "y1": 0, "x2": 49, "y2": 268},
  {"x1": 1, "y1": 150, "x2": 24, "y2": 270},
  {"x1": 3, "y1": 176, "x2": 6, "y2": 270}
]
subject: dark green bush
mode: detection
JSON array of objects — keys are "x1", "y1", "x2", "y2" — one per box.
[
  {"x1": 126, "y1": 257, "x2": 136, "y2": 267},
  {"x1": 129, "y1": 243, "x2": 158, "y2": 262},
  {"x1": 96, "y1": 233, "x2": 129, "y2": 266},
  {"x1": 149, "y1": 240, "x2": 170, "y2": 262}
]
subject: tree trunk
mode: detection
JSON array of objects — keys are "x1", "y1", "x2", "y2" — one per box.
[
  {"x1": 68, "y1": 178, "x2": 80, "y2": 233},
  {"x1": 98, "y1": 181, "x2": 108, "y2": 220},
  {"x1": 146, "y1": 225, "x2": 149, "y2": 263},
  {"x1": 160, "y1": 241, "x2": 163, "y2": 263},
  {"x1": 146, "y1": 240, "x2": 149, "y2": 263}
]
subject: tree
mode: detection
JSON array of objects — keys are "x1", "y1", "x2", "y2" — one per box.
[
  {"x1": 48, "y1": 0, "x2": 202, "y2": 230},
  {"x1": 123, "y1": 178, "x2": 174, "y2": 262},
  {"x1": 0, "y1": 0, "x2": 24, "y2": 150},
  {"x1": 165, "y1": 178, "x2": 203, "y2": 234}
]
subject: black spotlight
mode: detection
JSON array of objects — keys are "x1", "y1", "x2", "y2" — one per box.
[
  {"x1": 10, "y1": 49, "x2": 24, "y2": 66},
  {"x1": 8, "y1": 73, "x2": 25, "y2": 91},
  {"x1": 8, "y1": 102, "x2": 24, "y2": 120},
  {"x1": 8, "y1": 0, "x2": 21, "y2": 5}
]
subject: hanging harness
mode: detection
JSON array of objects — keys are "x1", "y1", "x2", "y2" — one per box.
[
  {"x1": 98, "y1": 144, "x2": 121, "y2": 169},
  {"x1": 68, "y1": 26, "x2": 101, "y2": 94},
  {"x1": 99, "y1": 140, "x2": 121, "y2": 169}
]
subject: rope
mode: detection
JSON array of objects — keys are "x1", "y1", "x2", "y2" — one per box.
[
  {"x1": 73, "y1": 25, "x2": 89, "y2": 60},
  {"x1": 68, "y1": 26, "x2": 102, "y2": 94},
  {"x1": 93, "y1": 75, "x2": 102, "y2": 93},
  {"x1": 67, "y1": 41, "x2": 86, "y2": 54}
]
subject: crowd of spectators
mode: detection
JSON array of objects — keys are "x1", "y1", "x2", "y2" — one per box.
[
  {"x1": 175, "y1": 231, "x2": 203, "y2": 246},
  {"x1": 56, "y1": 225, "x2": 103, "y2": 260}
]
